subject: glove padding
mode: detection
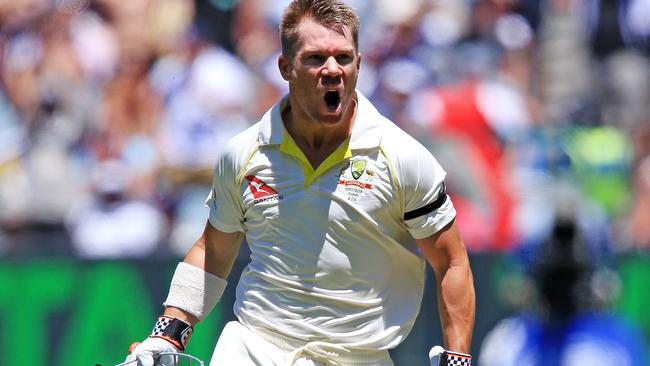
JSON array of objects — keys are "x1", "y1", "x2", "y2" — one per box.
[
  {"x1": 125, "y1": 337, "x2": 181, "y2": 366},
  {"x1": 429, "y1": 346, "x2": 446, "y2": 366},
  {"x1": 429, "y1": 345, "x2": 472, "y2": 366}
]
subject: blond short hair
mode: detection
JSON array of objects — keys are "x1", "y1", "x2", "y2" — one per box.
[{"x1": 279, "y1": 0, "x2": 360, "y2": 58}]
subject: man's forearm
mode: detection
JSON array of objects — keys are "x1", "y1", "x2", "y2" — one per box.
[
  {"x1": 162, "y1": 237, "x2": 208, "y2": 327},
  {"x1": 417, "y1": 220, "x2": 476, "y2": 354},
  {"x1": 164, "y1": 306, "x2": 200, "y2": 326},
  {"x1": 436, "y1": 261, "x2": 475, "y2": 353},
  {"x1": 162, "y1": 225, "x2": 243, "y2": 326}
]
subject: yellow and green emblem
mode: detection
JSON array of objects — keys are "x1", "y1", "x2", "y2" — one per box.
[{"x1": 351, "y1": 159, "x2": 366, "y2": 180}]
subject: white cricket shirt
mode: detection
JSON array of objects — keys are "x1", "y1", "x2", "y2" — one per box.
[{"x1": 206, "y1": 92, "x2": 456, "y2": 351}]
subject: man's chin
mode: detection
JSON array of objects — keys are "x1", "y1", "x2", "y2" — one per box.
[{"x1": 318, "y1": 101, "x2": 350, "y2": 124}]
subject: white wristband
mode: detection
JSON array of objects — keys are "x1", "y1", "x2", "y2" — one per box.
[{"x1": 163, "y1": 262, "x2": 227, "y2": 321}]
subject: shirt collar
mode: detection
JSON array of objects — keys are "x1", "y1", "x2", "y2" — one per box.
[
  {"x1": 348, "y1": 91, "x2": 384, "y2": 150},
  {"x1": 257, "y1": 91, "x2": 384, "y2": 150}
]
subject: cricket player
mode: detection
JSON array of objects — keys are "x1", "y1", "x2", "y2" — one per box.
[{"x1": 126, "y1": 0, "x2": 475, "y2": 365}]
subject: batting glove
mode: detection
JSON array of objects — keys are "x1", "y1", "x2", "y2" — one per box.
[
  {"x1": 429, "y1": 345, "x2": 472, "y2": 366},
  {"x1": 124, "y1": 337, "x2": 180, "y2": 366},
  {"x1": 125, "y1": 316, "x2": 193, "y2": 366}
]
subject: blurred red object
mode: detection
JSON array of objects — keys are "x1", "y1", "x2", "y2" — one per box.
[{"x1": 417, "y1": 81, "x2": 517, "y2": 251}]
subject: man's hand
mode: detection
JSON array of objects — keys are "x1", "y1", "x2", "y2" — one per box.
[{"x1": 124, "y1": 337, "x2": 181, "y2": 366}]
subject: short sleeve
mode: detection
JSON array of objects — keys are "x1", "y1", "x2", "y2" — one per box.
[
  {"x1": 399, "y1": 142, "x2": 456, "y2": 239},
  {"x1": 205, "y1": 152, "x2": 245, "y2": 233}
]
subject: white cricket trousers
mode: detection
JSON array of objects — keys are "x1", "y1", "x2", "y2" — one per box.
[{"x1": 210, "y1": 321, "x2": 394, "y2": 366}]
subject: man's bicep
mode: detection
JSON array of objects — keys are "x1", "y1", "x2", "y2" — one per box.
[
  {"x1": 415, "y1": 219, "x2": 469, "y2": 274},
  {"x1": 204, "y1": 222, "x2": 244, "y2": 278},
  {"x1": 184, "y1": 222, "x2": 244, "y2": 279}
]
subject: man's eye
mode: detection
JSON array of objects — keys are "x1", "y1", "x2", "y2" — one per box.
[
  {"x1": 306, "y1": 55, "x2": 325, "y2": 63},
  {"x1": 336, "y1": 55, "x2": 352, "y2": 64}
]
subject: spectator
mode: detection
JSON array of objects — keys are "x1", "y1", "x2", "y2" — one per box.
[
  {"x1": 0, "y1": 0, "x2": 647, "y2": 263},
  {"x1": 65, "y1": 159, "x2": 166, "y2": 258},
  {"x1": 479, "y1": 215, "x2": 648, "y2": 366}
]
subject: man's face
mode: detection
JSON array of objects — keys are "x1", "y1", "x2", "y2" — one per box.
[{"x1": 279, "y1": 18, "x2": 361, "y2": 126}]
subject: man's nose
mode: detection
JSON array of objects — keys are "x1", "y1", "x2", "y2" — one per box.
[{"x1": 322, "y1": 56, "x2": 341, "y2": 75}]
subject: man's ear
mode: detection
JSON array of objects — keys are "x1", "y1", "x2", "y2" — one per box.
[
  {"x1": 278, "y1": 54, "x2": 292, "y2": 81},
  {"x1": 356, "y1": 52, "x2": 362, "y2": 71}
]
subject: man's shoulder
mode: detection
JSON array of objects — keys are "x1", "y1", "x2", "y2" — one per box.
[
  {"x1": 378, "y1": 119, "x2": 418, "y2": 144},
  {"x1": 377, "y1": 118, "x2": 432, "y2": 160},
  {"x1": 357, "y1": 96, "x2": 424, "y2": 150}
]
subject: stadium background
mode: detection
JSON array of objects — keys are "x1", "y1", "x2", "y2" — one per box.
[{"x1": 0, "y1": 0, "x2": 649, "y2": 365}]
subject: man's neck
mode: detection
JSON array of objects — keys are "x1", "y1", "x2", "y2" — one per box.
[{"x1": 282, "y1": 99, "x2": 357, "y2": 169}]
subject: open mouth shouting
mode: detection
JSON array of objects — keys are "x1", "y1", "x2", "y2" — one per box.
[{"x1": 323, "y1": 90, "x2": 341, "y2": 112}]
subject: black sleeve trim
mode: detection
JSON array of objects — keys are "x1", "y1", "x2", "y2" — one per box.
[{"x1": 403, "y1": 183, "x2": 448, "y2": 221}]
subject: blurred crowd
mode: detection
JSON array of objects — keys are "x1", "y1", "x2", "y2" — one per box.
[{"x1": 0, "y1": 0, "x2": 649, "y2": 260}]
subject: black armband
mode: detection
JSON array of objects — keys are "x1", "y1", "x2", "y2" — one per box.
[{"x1": 150, "y1": 316, "x2": 193, "y2": 351}]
